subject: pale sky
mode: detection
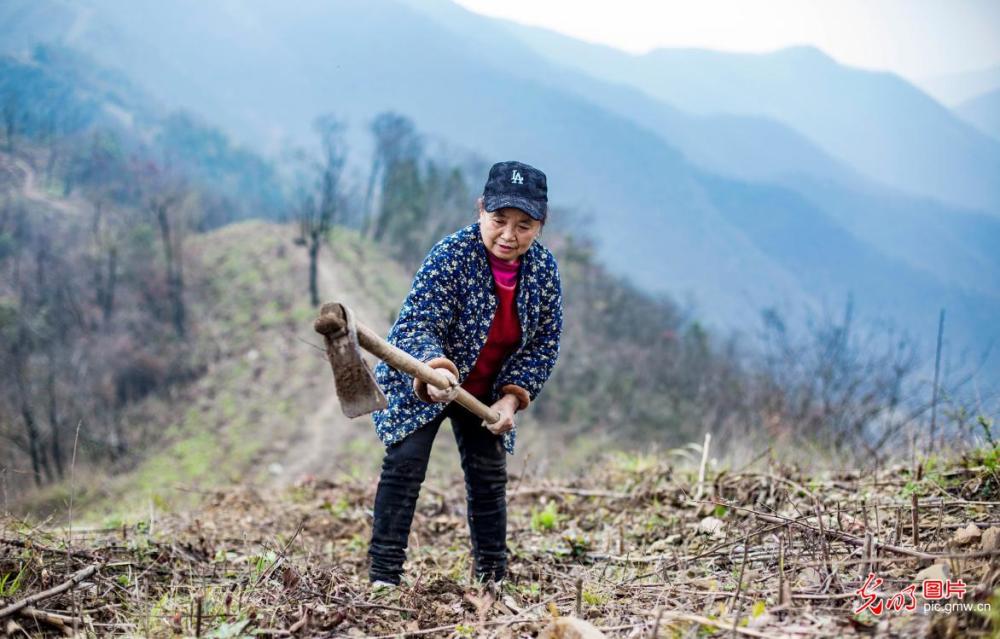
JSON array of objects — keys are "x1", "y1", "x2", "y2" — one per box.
[{"x1": 452, "y1": 0, "x2": 1000, "y2": 80}]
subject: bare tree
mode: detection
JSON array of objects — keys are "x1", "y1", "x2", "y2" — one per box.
[
  {"x1": 364, "y1": 112, "x2": 422, "y2": 241},
  {"x1": 751, "y1": 298, "x2": 921, "y2": 462},
  {"x1": 34, "y1": 233, "x2": 68, "y2": 480},
  {"x1": 75, "y1": 131, "x2": 130, "y2": 328},
  {"x1": 295, "y1": 115, "x2": 346, "y2": 307},
  {"x1": 0, "y1": 206, "x2": 53, "y2": 486},
  {"x1": 2, "y1": 90, "x2": 19, "y2": 153},
  {"x1": 136, "y1": 159, "x2": 190, "y2": 337},
  {"x1": 90, "y1": 199, "x2": 120, "y2": 326}
]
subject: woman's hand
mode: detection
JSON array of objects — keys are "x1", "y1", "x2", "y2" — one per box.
[
  {"x1": 427, "y1": 368, "x2": 460, "y2": 403},
  {"x1": 483, "y1": 394, "x2": 520, "y2": 435}
]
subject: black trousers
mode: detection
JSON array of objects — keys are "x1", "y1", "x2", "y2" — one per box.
[{"x1": 368, "y1": 401, "x2": 508, "y2": 585}]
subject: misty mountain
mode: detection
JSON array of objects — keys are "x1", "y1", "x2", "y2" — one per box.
[
  {"x1": 0, "y1": 43, "x2": 164, "y2": 137},
  {"x1": 700, "y1": 173, "x2": 1000, "y2": 349},
  {"x1": 396, "y1": 0, "x2": 863, "y2": 189},
  {"x1": 919, "y1": 64, "x2": 1000, "y2": 106},
  {"x1": 406, "y1": 0, "x2": 1000, "y2": 301},
  {"x1": 779, "y1": 174, "x2": 1000, "y2": 301},
  {"x1": 1, "y1": 0, "x2": 997, "y2": 379},
  {"x1": 495, "y1": 21, "x2": 1000, "y2": 216},
  {"x1": 955, "y1": 88, "x2": 1000, "y2": 143}
]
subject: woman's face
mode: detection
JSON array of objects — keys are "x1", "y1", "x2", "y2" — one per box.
[{"x1": 478, "y1": 207, "x2": 542, "y2": 262}]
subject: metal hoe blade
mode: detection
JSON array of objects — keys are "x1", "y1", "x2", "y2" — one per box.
[{"x1": 316, "y1": 302, "x2": 387, "y2": 418}]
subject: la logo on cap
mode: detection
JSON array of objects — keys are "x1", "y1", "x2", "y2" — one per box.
[{"x1": 511, "y1": 169, "x2": 524, "y2": 185}]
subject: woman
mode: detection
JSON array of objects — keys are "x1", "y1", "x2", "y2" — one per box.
[{"x1": 368, "y1": 160, "x2": 563, "y2": 588}]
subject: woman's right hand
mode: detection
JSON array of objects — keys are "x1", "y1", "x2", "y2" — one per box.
[
  {"x1": 427, "y1": 368, "x2": 460, "y2": 403},
  {"x1": 483, "y1": 394, "x2": 519, "y2": 435}
]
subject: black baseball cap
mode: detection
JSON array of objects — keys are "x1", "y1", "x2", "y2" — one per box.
[{"x1": 482, "y1": 160, "x2": 548, "y2": 221}]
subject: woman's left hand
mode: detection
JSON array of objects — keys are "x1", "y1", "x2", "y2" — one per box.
[{"x1": 483, "y1": 394, "x2": 519, "y2": 435}]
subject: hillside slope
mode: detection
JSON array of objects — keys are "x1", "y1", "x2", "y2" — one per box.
[{"x1": 11, "y1": 220, "x2": 415, "y2": 522}]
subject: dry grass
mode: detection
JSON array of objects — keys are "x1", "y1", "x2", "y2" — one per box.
[
  {"x1": 2, "y1": 444, "x2": 998, "y2": 638},
  {"x1": 4, "y1": 220, "x2": 998, "y2": 637}
]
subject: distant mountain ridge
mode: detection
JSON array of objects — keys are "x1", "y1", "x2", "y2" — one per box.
[
  {"x1": 955, "y1": 88, "x2": 1000, "y2": 142},
  {"x1": 404, "y1": 0, "x2": 1000, "y2": 299},
  {"x1": 492, "y1": 19, "x2": 1000, "y2": 216},
  {"x1": 919, "y1": 64, "x2": 1000, "y2": 106}
]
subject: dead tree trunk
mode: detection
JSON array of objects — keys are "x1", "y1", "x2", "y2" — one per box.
[
  {"x1": 14, "y1": 357, "x2": 48, "y2": 487},
  {"x1": 102, "y1": 244, "x2": 118, "y2": 324},
  {"x1": 2, "y1": 95, "x2": 17, "y2": 153},
  {"x1": 91, "y1": 201, "x2": 119, "y2": 327},
  {"x1": 46, "y1": 347, "x2": 64, "y2": 480},
  {"x1": 154, "y1": 197, "x2": 186, "y2": 337},
  {"x1": 362, "y1": 155, "x2": 382, "y2": 240},
  {"x1": 308, "y1": 231, "x2": 321, "y2": 308}
]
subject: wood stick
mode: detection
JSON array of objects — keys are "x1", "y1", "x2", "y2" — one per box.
[
  {"x1": 731, "y1": 540, "x2": 750, "y2": 612},
  {"x1": 730, "y1": 539, "x2": 751, "y2": 637},
  {"x1": 19, "y1": 607, "x2": 78, "y2": 625},
  {"x1": 691, "y1": 499, "x2": 938, "y2": 560},
  {"x1": 893, "y1": 507, "x2": 902, "y2": 545},
  {"x1": 863, "y1": 532, "x2": 874, "y2": 576},
  {"x1": 5, "y1": 618, "x2": 27, "y2": 637},
  {"x1": 0, "y1": 537, "x2": 99, "y2": 560},
  {"x1": 575, "y1": 577, "x2": 583, "y2": 617},
  {"x1": 777, "y1": 534, "x2": 789, "y2": 606},
  {"x1": 936, "y1": 502, "x2": 944, "y2": 543},
  {"x1": 0, "y1": 564, "x2": 99, "y2": 620},
  {"x1": 195, "y1": 596, "x2": 203, "y2": 637},
  {"x1": 509, "y1": 487, "x2": 630, "y2": 499},
  {"x1": 695, "y1": 432, "x2": 712, "y2": 501},
  {"x1": 649, "y1": 607, "x2": 664, "y2": 639},
  {"x1": 16, "y1": 607, "x2": 75, "y2": 637},
  {"x1": 814, "y1": 503, "x2": 832, "y2": 580}
]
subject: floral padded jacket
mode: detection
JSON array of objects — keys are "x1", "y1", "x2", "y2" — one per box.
[{"x1": 372, "y1": 222, "x2": 563, "y2": 455}]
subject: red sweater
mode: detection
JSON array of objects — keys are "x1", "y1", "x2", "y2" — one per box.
[{"x1": 461, "y1": 253, "x2": 521, "y2": 397}]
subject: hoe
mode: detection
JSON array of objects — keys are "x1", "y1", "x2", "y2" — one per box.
[{"x1": 313, "y1": 302, "x2": 502, "y2": 426}]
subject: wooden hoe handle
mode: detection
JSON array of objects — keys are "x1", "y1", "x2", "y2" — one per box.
[{"x1": 314, "y1": 306, "x2": 502, "y2": 425}]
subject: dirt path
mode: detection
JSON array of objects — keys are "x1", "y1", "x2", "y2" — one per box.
[
  {"x1": 7, "y1": 156, "x2": 80, "y2": 215},
  {"x1": 273, "y1": 241, "x2": 394, "y2": 486}
]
